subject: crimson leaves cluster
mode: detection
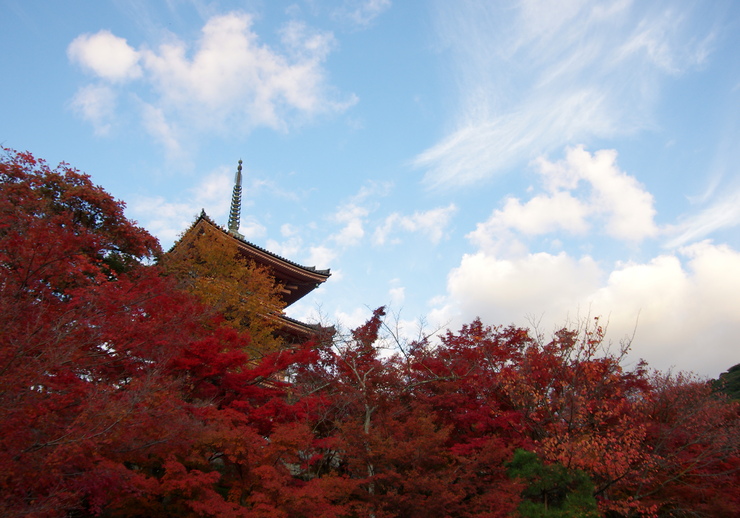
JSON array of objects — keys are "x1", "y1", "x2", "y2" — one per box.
[{"x1": 1, "y1": 149, "x2": 738, "y2": 517}]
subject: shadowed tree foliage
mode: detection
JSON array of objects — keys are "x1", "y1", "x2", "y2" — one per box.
[
  {"x1": 715, "y1": 363, "x2": 740, "y2": 400},
  {"x1": 508, "y1": 449, "x2": 599, "y2": 518},
  {"x1": 0, "y1": 148, "x2": 182, "y2": 516}
]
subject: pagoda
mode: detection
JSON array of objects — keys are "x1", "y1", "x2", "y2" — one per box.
[{"x1": 173, "y1": 160, "x2": 331, "y2": 342}]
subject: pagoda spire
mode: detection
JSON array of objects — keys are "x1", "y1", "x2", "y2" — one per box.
[{"x1": 227, "y1": 159, "x2": 244, "y2": 238}]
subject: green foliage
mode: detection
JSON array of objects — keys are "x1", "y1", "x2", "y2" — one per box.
[
  {"x1": 715, "y1": 363, "x2": 740, "y2": 400},
  {"x1": 508, "y1": 449, "x2": 599, "y2": 518}
]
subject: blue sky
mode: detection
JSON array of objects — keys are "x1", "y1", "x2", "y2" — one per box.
[{"x1": 2, "y1": 0, "x2": 739, "y2": 377}]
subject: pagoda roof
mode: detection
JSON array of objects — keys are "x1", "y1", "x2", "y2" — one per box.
[
  {"x1": 275, "y1": 313, "x2": 335, "y2": 344},
  {"x1": 175, "y1": 211, "x2": 330, "y2": 307}
]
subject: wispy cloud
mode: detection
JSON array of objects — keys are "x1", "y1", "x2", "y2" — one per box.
[
  {"x1": 416, "y1": 0, "x2": 716, "y2": 189},
  {"x1": 389, "y1": 284, "x2": 405, "y2": 306},
  {"x1": 69, "y1": 84, "x2": 117, "y2": 136},
  {"x1": 328, "y1": 180, "x2": 394, "y2": 247},
  {"x1": 373, "y1": 204, "x2": 457, "y2": 245},
  {"x1": 667, "y1": 118, "x2": 740, "y2": 247},
  {"x1": 140, "y1": 103, "x2": 182, "y2": 159},
  {"x1": 665, "y1": 189, "x2": 740, "y2": 248},
  {"x1": 332, "y1": 0, "x2": 392, "y2": 28},
  {"x1": 128, "y1": 167, "x2": 232, "y2": 245}
]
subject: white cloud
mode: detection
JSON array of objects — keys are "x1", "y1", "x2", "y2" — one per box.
[
  {"x1": 448, "y1": 251, "x2": 602, "y2": 322},
  {"x1": 334, "y1": 306, "x2": 376, "y2": 333},
  {"x1": 417, "y1": 1, "x2": 717, "y2": 188},
  {"x1": 265, "y1": 237, "x2": 303, "y2": 261},
  {"x1": 681, "y1": 241, "x2": 740, "y2": 323},
  {"x1": 240, "y1": 218, "x2": 268, "y2": 240},
  {"x1": 435, "y1": 143, "x2": 735, "y2": 377},
  {"x1": 281, "y1": 223, "x2": 298, "y2": 237},
  {"x1": 374, "y1": 204, "x2": 457, "y2": 245},
  {"x1": 139, "y1": 13, "x2": 351, "y2": 129},
  {"x1": 590, "y1": 241, "x2": 740, "y2": 375},
  {"x1": 441, "y1": 241, "x2": 740, "y2": 377},
  {"x1": 389, "y1": 285, "x2": 405, "y2": 306},
  {"x1": 329, "y1": 181, "x2": 395, "y2": 247},
  {"x1": 331, "y1": 204, "x2": 369, "y2": 247},
  {"x1": 197, "y1": 171, "x2": 233, "y2": 215},
  {"x1": 306, "y1": 245, "x2": 337, "y2": 269},
  {"x1": 569, "y1": 147, "x2": 658, "y2": 241},
  {"x1": 470, "y1": 146, "x2": 657, "y2": 251},
  {"x1": 68, "y1": 12, "x2": 355, "y2": 151},
  {"x1": 68, "y1": 30, "x2": 142, "y2": 82},
  {"x1": 487, "y1": 192, "x2": 590, "y2": 236},
  {"x1": 69, "y1": 84, "x2": 116, "y2": 135}
]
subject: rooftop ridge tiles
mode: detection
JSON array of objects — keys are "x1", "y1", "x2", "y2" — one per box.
[
  {"x1": 278, "y1": 312, "x2": 321, "y2": 329},
  {"x1": 196, "y1": 211, "x2": 331, "y2": 278}
]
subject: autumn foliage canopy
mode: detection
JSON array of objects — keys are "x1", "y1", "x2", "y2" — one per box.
[{"x1": 1, "y1": 149, "x2": 739, "y2": 517}]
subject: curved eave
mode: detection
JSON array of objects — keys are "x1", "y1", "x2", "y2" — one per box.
[
  {"x1": 185, "y1": 213, "x2": 331, "y2": 306},
  {"x1": 276, "y1": 314, "x2": 335, "y2": 344}
]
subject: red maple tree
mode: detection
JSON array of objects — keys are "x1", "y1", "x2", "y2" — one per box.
[{"x1": 2, "y1": 148, "x2": 738, "y2": 517}]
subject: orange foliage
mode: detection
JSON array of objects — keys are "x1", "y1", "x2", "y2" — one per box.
[{"x1": 162, "y1": 223, "x2": 286, "y2": 355}]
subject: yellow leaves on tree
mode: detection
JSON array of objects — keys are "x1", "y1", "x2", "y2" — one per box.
[{"x1": 163, "y1": 224, "x2": 286, "y2": 355}]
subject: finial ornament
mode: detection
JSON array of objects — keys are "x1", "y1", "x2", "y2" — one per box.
[{"x1": 228, "y1": 159, "x2": 244, "y2": 238}]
